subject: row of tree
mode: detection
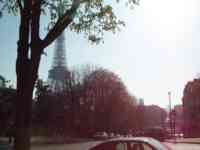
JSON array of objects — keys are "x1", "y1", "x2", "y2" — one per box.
[
  {"x1": 0, "y1": 67, "x2": 168, "y2": 138},
  {"x1": 33, "y1": 66, "x2": 138, "y2": 136},
  {"x1": 0, "y1": 69, "x2": 168, "y2": 138},
  {"x1": 182, "y1": 78, "x2": 200, "y2": 137},
  {"x1": 0, "y1": 76, "x2": 16, "y2": 137},
  {"x1": 32, "y1": 66, "x2": 167, "y2": 137}
]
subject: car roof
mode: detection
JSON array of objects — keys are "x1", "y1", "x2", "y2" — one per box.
[{"x1": 88, "y1": 137, "x2": 169, "y2": 150}]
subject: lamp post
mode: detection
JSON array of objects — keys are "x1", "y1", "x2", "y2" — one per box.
[{"x1": 168, "y1": 92, "x2": 172, "y2": 137}]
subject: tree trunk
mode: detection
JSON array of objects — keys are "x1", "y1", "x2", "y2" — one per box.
[
  {"x1": 14, "y1": 53, "x2": 41, "y2": 150},
  {"x1": 14, "y1": 0, "x2": 43, "y2": 149},
  {"x1": 14, "y1": 52, "x2": 35, "y2": 150},
  {"x1": 14, "y1": 83, "x2": 33, "y2": 150},
  {"x1": 14, "y1": 1, "x2": 32, "y2": 148}
]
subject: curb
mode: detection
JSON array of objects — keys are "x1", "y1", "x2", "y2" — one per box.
[{"x1": 165, "y1": 140, "x2": 200, "y2": 145}]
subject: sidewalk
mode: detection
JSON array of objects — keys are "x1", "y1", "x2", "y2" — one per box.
[
  {"x1": 31, "y1": 136, "x2": 93, "y2": 145},
  {"x1": 166, "y1": 138, "x2": 200, "y2": 144},
  {"x1": 0, "y1": 136, "x2": 93, "y2": 146}
]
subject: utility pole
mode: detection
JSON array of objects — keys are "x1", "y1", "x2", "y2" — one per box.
[{"x1": 168, "y1": 92, "x2": 172, "y2": 138}]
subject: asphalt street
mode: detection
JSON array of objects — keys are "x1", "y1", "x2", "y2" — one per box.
[
  {"x1": 30, "y1": 141, "x2": 200, "y2": 150},
  {"x1": 165, "y1": 142, "x2": 200, "y2": 150},
  {"x1": 31, "y1": 141, "x2": 99, "y2": 150}
]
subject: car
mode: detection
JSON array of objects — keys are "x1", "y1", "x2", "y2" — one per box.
[
  {"x1": 143, "y1": 127, "x2": 167, "y2": 142},
  {"x1": 108, "y1": 133, "x2": 115, "y2": 139},
  {"x1": 89, "y1": 137, "x2": 171, "y2": 150},
  {"x1": 93, "y1": 132, "x2": 108, "y2": 140},
  {"x1": 115, "y1": 134, "x2": 121, "y2": 138},
  {"x1": 174, "y1": 133, "x2": 184, "y2": 138}
]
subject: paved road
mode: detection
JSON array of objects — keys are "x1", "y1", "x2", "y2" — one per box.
[
  {"x1": 31, "y1": 141, "x2": 99, "y2": 150},
  {"x1": 164, "y1": 142, "x2": 200, "y2": 150},
  {"x1": 30, "y1": 141, "x2": 200, "y2": 150}
]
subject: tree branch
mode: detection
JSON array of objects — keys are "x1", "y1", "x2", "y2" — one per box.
[
  {"x1": 17, "y1": 0, "x2": 23, "y2": 12},
  {"x1": 31, "y1": 0, "x2": 42, "y2": 55},
  {"x1": 31, "y1": 0, "x2": 41, "y2": 43},
  {"x1": 41, "y1": 0, "x2": 80, "y2": 49}
]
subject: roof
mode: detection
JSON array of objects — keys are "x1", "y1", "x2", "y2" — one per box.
[{"x1": 88, "y1": 137, "x2": 169, "y2": 150}]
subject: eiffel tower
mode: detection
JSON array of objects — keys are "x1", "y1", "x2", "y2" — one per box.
[
  {"x1": 48, "y1": 1, "x2": 71, "y2": 93},
  {"x1": 48, "y1": 32, "x2": 70, "y2": 93}
]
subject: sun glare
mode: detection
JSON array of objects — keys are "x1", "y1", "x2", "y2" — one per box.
[{"x1": 142, "y1": 0, "x2": 199, "y2": 48}]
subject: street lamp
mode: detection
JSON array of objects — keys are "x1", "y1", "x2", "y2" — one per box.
[
  {"x1": 168, "y1": 92, "x2": 172, "y2": 137},
  {"x1": 168, "y1": 92, "x2": 172, "y2": 112}
]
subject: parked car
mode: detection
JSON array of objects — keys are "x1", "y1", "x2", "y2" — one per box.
[
  {"x1": 143, "y1": 127, "x2": 168, "y2": 142},
  {"x1": 89, "y1": 137, "x2": 171, "y2": 150},
  {"x1": 108, "y1": 132, "x2": 115, "y2": 139},
  {"x1": 115, "y1": 134, "x2": 121, "y2": 138},
  {"x1": 174, "y1": 133, "x2": 184, "y2": 138},
  {"x1": 93, "y1": 132, "x2": 108, "y2": 140}
]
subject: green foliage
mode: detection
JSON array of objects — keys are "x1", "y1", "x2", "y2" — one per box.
[
  {"x1": 1, "y1": 0, "x2": 138, "y2": 43},
  {"x1": 69, "y1": 1, "x2": 126, "y2": 43},
  {"x1": 0, "y1": 75, "x2": 6, "y2": 87},
  {"x1": 0, "y1": 75, "x2": 11, "y2": 88},
  {"x1": 35, "y1": 79, "x2": 49, "y2": 99},
  {"x1": 0, "y1": 88, "x2": 16, "y2": 136},
  {"x1": 0, "y1": 0, "x2": 18, "y2": 16}
]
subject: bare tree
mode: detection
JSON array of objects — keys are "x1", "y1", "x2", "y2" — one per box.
[{"x1": 81, "y1": 67, "x2": 137, "y2": 134}]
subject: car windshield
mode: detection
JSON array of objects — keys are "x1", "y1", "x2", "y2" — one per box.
[{"x1": 147, "y1": 138, "x2": 169, "y2": 150}]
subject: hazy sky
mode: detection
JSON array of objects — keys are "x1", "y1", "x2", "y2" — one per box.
[{"x1": 1, "y1": 0, "x2": 200, "y2": 108}]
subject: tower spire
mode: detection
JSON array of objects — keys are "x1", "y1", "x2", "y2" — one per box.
[
  {"x1": 52, "y1": 32, "x2": 67, "y2": 68},
  {"x1": 47, "y1": 1, "x2": 70, "y2": 93},
  {"x1": 48, "y1": 31, "x2": 69, "y2": 93}
]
